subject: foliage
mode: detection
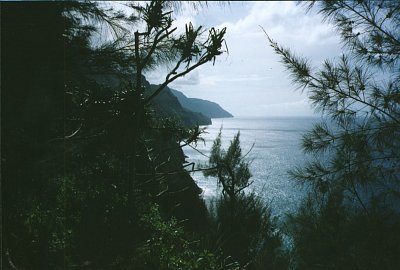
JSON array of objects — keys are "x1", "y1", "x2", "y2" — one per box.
[
  {"x1": 212, "y1": 193, "x2": 288, "y2": 269},
  {"x1": 2, "y1": 1, "x2": 227, "y2": 269},
  {"x1": 131, "y1": 204, "x2": 235, "y2": 270},
  {"x1": 205, "y1": 130, "x2": 253, "y2": 202},
  {"x1": 205, "y1": 131, "x2": 288, "y2": 268},
  {"x1": 287, "y1": 193, "x2": 400, "y2": 269},
  {"x1": 265, "y1": 1, "x2": 400, "y2": 269},
  {"x1": 266, "y1": 0, "x2": 400, "y2": 209},
  {"x1": 307, "y1": 0, "x2": 400, "y2": 68}
]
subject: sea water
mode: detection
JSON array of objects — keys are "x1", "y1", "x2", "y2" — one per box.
[{"x1": 183, "y1": 116, "x2": 320, "y2": 219}]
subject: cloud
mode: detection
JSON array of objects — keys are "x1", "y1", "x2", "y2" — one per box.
[
  {"x1": 218, "y1": 2, "x2": 339, "y2": 50},
  {"x1": 170, "y1": 70, "x2": 200, "y2": 86},
  {"x1": 171, "y1": 15, "x2": 197, "y2": 35},
  {"x1": 146, "y1": 2, "x2": 343, "y2": 117}
]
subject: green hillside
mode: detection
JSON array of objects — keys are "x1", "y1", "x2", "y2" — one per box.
[{"x1": 170, "y1": 89, "x2": 233, "y2": 118}]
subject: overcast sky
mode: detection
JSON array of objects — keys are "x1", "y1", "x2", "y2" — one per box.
[{"x1": 145, "y1": 1, "x2": 343, "y2": 117}]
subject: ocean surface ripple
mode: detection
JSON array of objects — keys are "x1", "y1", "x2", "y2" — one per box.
[{"x1": 183, "y1": 116, "x2": 319, "y2": 219}]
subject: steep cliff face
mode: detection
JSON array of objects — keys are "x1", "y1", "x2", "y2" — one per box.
[
  {"x1": 170, "y1": 89, "x2": 233, "y2": 118},
  {"x1": 88, "y1": 74, "x2": 233, "y2": 125},
  {"x1": 149, "y1": 85, "x2": 212, "y2": 126},
  {"x1": 87, "y1": 74, "x2": 212, "y2": 126},
  {"x1": 87, "y1": 74, "x2": 210, "y2": 227}
]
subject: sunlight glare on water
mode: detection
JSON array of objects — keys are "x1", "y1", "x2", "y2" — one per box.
[{"x1": 183, "y1": 116, "x2": 319, "y2": 219}]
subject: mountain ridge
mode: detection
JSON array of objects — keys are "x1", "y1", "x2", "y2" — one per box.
[
  {"x1": 148, "y1": 84, "x2": 212, "y2": 126},
  {"x1": 170, "y1": 89, "x2": 233, "y2": 119},
  {"x1": 88, "y1": 73, "x2": 231, "y2": 126}
]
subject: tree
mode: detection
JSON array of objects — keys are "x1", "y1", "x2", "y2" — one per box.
[
  {"x1": 2, "y1": 1, "x2": 227, "y2": 268},
  {"x1": 131, "y1": 204, "x2": 237, "y2": 270},
  {"x1": 123, "y1": 0, "x2": 227, "y2": 208},
  {"x1": 265, "y1": 1, "x2": 400, "y2": 268},
  {"x1": 205, "y1": 130, "x2": 253, "y2": 206},
  {"x1": 204, "y1": 131, "x2": 287, "y2": 268},
  {"x1": 266, "y1": 0, "x2": 400, "y2": 211}
]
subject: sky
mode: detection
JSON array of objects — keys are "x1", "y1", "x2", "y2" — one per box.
[{"x1": 144, "y1": 1, "x2": 344, "y2": 117}]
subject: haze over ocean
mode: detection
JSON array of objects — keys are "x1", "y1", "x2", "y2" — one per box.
[{"x1": 183, "y1": 116, "x2": 320, "y2": 218}]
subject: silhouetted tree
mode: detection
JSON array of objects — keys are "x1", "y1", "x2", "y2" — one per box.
[
  {"x1": 266, "y1": 0, "x2": 400, "y2": 211},
  {"x1": 265, "y1": 1, "x2": 400, "y2": 268},
  {"x1": 2, "y1": 1, "x2": 227, "y2": 268},
  {"x1": 205, "y1": 131, "x2": 252, "y2": 207},
  {"x1": 205, "y1": 131, "x2": 287, "y2": 268}
]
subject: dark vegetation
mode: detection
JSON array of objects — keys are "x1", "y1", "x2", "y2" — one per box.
[
  {"x1": 2, "y1": 0, "x2": 399, "y2": 269},
  {"x1": 2, "y1": 1, "x2": 283, "y2": 269},
  {"x1": 266, "y1": 0, "x2": 400, "y2": 269},
  {"x1": 149, "y1": 77, "x2": 213, "y2": 126},
  {"x1": 204, "y1": 131, "x2": 288, "y2": 269},
  {"x1": 170, "y1": 89, "x2": 234, "y2": 119}
]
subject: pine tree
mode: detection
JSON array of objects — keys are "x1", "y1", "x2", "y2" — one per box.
[
  {"x1": 2, "y1": 1, "x2": 228, "y2": 268},
  {"x1": 265, "y1": 1, "x2": 400, "y2": 268},
  {"x1": 205, "y1": 131, "x2": 287, "y2": 268},
  {"x1": 266, "y1": 0, "x2": 400, "y2": 210},
  {"x1": 205, "y1": 130, "x2": 252, "y2": 205}
]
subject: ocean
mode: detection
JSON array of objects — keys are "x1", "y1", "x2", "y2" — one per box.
[{"x1": 183, "y1": 116, "x2": 320, "y2": 219}]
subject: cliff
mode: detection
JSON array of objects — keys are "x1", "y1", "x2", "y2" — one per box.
[
  {"x1": 170, "y1": 89, "x2": 233, "y2": 118},
  {"x1": 149, "y1": 85, "x2": 212, "y2": 126}
]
